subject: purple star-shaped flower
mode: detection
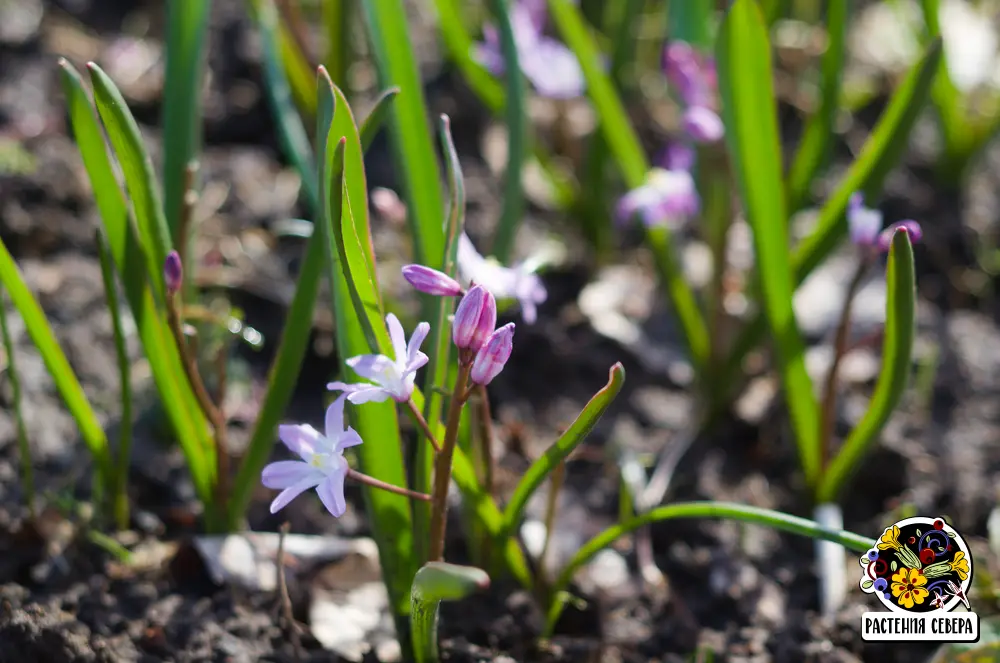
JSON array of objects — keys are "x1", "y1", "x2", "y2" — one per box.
[{"x1": 475, "y1": 0, "x2": 585, "y2": 98}]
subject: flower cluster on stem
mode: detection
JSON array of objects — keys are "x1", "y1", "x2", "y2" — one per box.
[{"x1": 261, "y1": 261, "x2": 517, "y2": 565}]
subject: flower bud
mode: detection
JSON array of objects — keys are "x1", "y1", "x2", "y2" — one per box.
[
  {"x1": 452, "y1": 285, "x2": 497, "y2": 353},
  {"x1": 164, "y1": 250, "x2": 183, "y2": 295},
  {"x1": 402, "y1": 264, "x2": 463, "y2": 296},
  {"x1": 877, "y1": 220, "x2": 923, "y2": 253},
  {"x1": 682, "y1": 106, "x2": 724, "y2": 143},
  {"x1": 663, "y1": 42, "x2": 701, "y2": 106},
  {"x1": 471, "y1": 323, "x2": 514, "y2": 386}
]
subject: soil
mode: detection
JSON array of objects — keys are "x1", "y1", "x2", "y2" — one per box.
[{"x1": 2, "y1": 0, "x2": 1000, "y2": 662}]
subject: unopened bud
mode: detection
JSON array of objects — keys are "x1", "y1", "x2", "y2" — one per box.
[
  {"x1": 847, "y1": 192, "x2": 882, "y2": 248},
  {"x1": 164, "y1": 250, "x2": 183, "y2": 295},
  {"x1": 402, "y1": 264, "x2": 463, "y2": 296},
  {"x1": 470, "y1": 323, "x2": 514, "y2": 386},
  {"x1": 452, "y1": 285, "x2": 497, "y2": 353}
]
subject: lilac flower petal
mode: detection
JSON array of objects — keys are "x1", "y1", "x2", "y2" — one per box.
[
  {"x1": 521, "y1": 38, "x2": 585, "y2": 98},
  {"x1": 475, "y1": 41, "x2": 506, "y2": 75},
  {"x1": 278, "y1": 423, "x2": 323, "y2": 458},
  {"x1": 326, "y1": 380, "x2": 364, "y2": 395},
  {"x1": 406, "y1": 321, "x2": 431, "y2": 367},
  {"x1": 346, "y1": 354, "x2": 394, "y2": 381},
  {"x1": 848, "y1": 191, "x2": 864, "y2": 214},
  {"x1": 316, "y1": 469, "x2": 348, "y2": 518},
  {"x1": 510, "y1": 0, "x2": 542, "y2": 50},
  {"x1": 345, "y1": 386, "x2": 392, "y2": 404},
  {"x1": 325, "y1": 395, "x2": 347, "y2": 439},
  {"x1": 662, "y1": 143, "x2": 695, "y2": 171},
  {"x1": 262, "y1": 460, "x2": 319, "y2": 489},
  {"x1": 682, "y1": 106, "x2": 724, "y2": 143},
  {"x1": 519, "y1": 0, "x2": 548, "y2": 36},
  {"x1": 615, "y1": 185, "x2": 657, "y2": 226},
  {"x1": 406, "y1": 351, "x2": 429, "y2": 374},
  {"x1": 269, "y1": 473, "x2": 323, "y2": 514},
  {"x1": 848, "y1": 202, "x2": 883, "y2": 247},
  {"x1": 520, "y1": 300, "x2": 538, "y2": 324},
  {"x1": 335, "y1": 426, "x2": 364, "y2": 453},
  {"x1": 386, "y1": 313, "x2": 408, "y2": 365}
]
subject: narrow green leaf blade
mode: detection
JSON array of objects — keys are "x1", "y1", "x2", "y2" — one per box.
[
  {"x1": 359, "y1": 87, "x2": 400, "y2": 154},
  {"x1": 792, "y1": 40, "x2": 942, "y2": 282},
  {"x1": 544, "y1": 501, "x2": 876, "y2": 635},
  {"x1": 59, "y1": 60, "x2": 214, "y2": 506},
  {"x1": 501, "y1": 363, "x2": 625, "y2": 538},
  {"x1": 817, "y1": 229, "x2": 916, "y2": 502},
  {"x1": 0, "y1": 240, "x2": 113, "y2": 483},
  {"x1": 226, "y1": 231, "x2": 325, "y2": 527},
  {"x1": 162, "y1": 0, "x2": 211, "y2": 250},
  {"x1": 253, "y1": 0, "x2": 320, "y2": 214},
  {"x1": 717, "y1": 0, "x2": 820, "y2": 485},
  {"x1": 719, "y1": 40, "x2": 942, "y2": 398},
  {"x1": 667, "y1": 0, "x2": 713, "y2": 49},
  {"x1": 786, "y1": 0, "x2": 849, "y2": 213},
  {"x1": 359, "y1": 0, "x2": 445, "y2": 268},
  {"x1": 485, "y1": 0, "x2": 527, "y2": 264},
  {"x1": 545, "y1": 0, "x2": 710, "y2": 372},
  {"x1": 87, "y1": 63, "x2": 174, "y2": 299},
  {"x1": 315, "y1": 69, "x2": 415, "y2": 622}
]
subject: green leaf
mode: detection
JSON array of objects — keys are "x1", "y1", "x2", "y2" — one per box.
[
  {"x1": 718, "y1": 39, "x2": 942, "y2": 422},
  {"x1": 667, "y1": 0, "x2": 714, "y2": 49},
  {"x1": 717, "y1": 0, "x2": 820, "y2": 486},
  {"x1": 226, "y1": 230, "x2": 325, "y2": 528},
  {"x1": 413, "y1": 115, "x2": 466, "y2": 564},
  {"x1": 359, "y1": 87, "x2": 400, "y2": 154},
  {"x1": 253, "y1": 0, "x2": 320, "y2": 214},
  {"x1": 817, "y1": 230, "x2": 916, "y2": 502},
  {"x1": 786, "y1": 0, "x2": 849, "y2": 213},
  {"x1": 315, "y1": 69, "x2": 415, "y2": 624},
  {"x1": 543, "y1": 501, "x2": 876, "y2": 635},
  {"x1": 59, "y1": 60, "x2": 215, "y2": 512},
  {"x1": 87, "y1": 63, "x2": 174, "y2": 300},
  {"x1": 545, "y1": 0, "x2": 710, "y2": 374},
  {"x1": 162, "y1": 0, "x2": 211, "y2": 261},
  {"x1": 323, "y1": 0, "x2": 353, "y2": 87},
  {"x1": 485, "y1": 0, "x2": 527, "y2": 265},
  {"x1": 862, "y1": 579, "x2": 874, "y2": 590},
  {"x1": 792, "y1": 39, "x2": 942, "y2": 282},
  {"x1": 500, "y1": 363, "x2": 625, "y2": 540},
  {"x1": 359, "y1": 0, "x2": 445, "y2": 269},
  {"x1": 95, "y1": 228, "x2": 133, "y2": 530},
  {"x1": 0, "y1": 239, "x2": 113, "y2": 489},
  {"x1": 0, "y1": 285, "x2": 36, "y2": 518},
  {"x1": 411, "y1": 562, "x2": 490, "y2": 663}
]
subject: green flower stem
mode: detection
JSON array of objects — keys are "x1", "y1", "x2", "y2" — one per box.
[
  {"x1": 817, "y1": 257, "x2": 870, "y2": 475},
  {"x1": 429, "y1": 362, "x2": 473, "y2": 561}
]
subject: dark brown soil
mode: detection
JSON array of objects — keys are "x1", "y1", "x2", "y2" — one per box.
[{"x1": 2, "y1": 1, "x2": 1000, "y2": 662}]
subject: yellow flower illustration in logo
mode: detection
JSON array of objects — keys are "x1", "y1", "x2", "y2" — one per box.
[
  {"x1": 878, "y1": 525, "x2": 902, "y2": 550},
  {"x1": 891, "y1": 567, "x2": 929, "y2": 609},
  {"x1": 950, "y1": 551, "x2": 970, "y2": 581}
]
